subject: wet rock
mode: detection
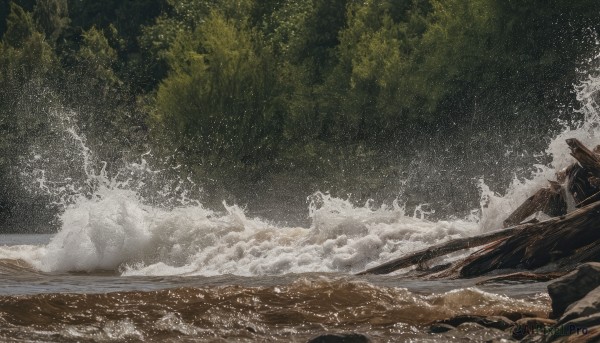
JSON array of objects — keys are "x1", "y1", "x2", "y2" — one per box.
[
  {"x1": 512, "y1": 317, "x2": 556, "y2": 340},
  {"x1": 562, "y1": 312, "x2": 600, "y2": 331},
  {"x1": 516, "y1": 317, "x2": 556, "y2": 327},
  {"x1": 435, "y1": 315, "x2": 514, "y2": 331},
  {"x1": 548, "y1": 263, "x2": 600, "y2": 318},
  {"x1": 539, "y1": 264, "x2": 600, "y2": 342},
  {"x1": 429, "y1": 323, "x2": 455, "y2": 333},
  {"x1": 307, "y1": 333, "x2": 371, "y2": 343},
  {"x1": 559, "y1": 286, "x2": 600, "y2": 325},
  {"x1": 546, "y1": 313, "x2": 600, "y2": 342},
  {"x1": 499, "y1": 311, "x2": 538, "y2": 322},
  {"x1": 569, "y1": 325, "x2": 600, "y2": 343}
]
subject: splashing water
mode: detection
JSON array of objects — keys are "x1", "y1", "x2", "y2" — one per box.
[
  {"x1": 4, "y1": 74, "x2": 600, "y2": 277},
  {"x1": 13, "y1": 150, "x2": 480, "y2": 275},
  {"x1": 13, "y1": 188, "x2": 474, "y2": 275},
  {"x1": 477, "y1": 73, "x2": 600, "y2": 231}
]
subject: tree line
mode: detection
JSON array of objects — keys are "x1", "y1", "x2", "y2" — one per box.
[{"x1": 1, "y1": 0, "x2": 599, "y2": 232}]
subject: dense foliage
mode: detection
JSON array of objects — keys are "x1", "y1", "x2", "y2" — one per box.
[{"x1": 1, "y1": 0, "x2": 599, "y2": 231}]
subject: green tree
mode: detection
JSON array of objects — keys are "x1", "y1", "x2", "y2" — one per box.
[
  {"x1": 410, "y1": 0, "x2": 500, "y2": 113},
  {"x1": 0, "y1": 0, "x2": 35, "y2": 37},
  {"x1": 74, "y1": 25, "x2": 120, "y2": 89},
  {"x1": 323, "y1": 0, "x2": 432, "y2": 140},
  {"x1": 264, "y1": 0, "x2": 351, "y2": 144},
  {"x1": 152, "y1": 9, "x2": 281, "y2": 168},
  {"x1": 1, "y1": 2, "x2": 56, "y2": 83},
  {"x1": 33, "y1": 0, "x2": 69, "y2": 44},
  {"x1": 3, "y1": 1, "x2": 36, "y2": 47},
  {"x1": 0, "y1": 3, "x2": 60, "y2": 233}
]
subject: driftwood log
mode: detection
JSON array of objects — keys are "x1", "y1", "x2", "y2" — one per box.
[
  {"x1": 358, "y1": 138, "x2": 600, "y2": 278},
  {"x1": 566, "y1": 138, "x2": 600, "y2": 175},
  {"x1": 474, "y1": 272, "x2": 567, "y2": 285},
  {"x1": 459, "y1": 200, "x2": 600, "y2": 277},
  {"x1": 566, "y1": 138, "x2": 600, "y2": 204},
  {"x1": 359, "y1": 199, "x2": 600, "y2": 277},
  {"x1": 577, "y1": 190, "x2": 600, "y2": 208},
  {"x1": 567, "y1": 163, "x2": 599, "y2": 204},
  {"x1": 356, "y1": 225, "x2": 528, "y2": 275},
  {"x1": 502, "y1": 181, "x2": 566, "y2": 227}
]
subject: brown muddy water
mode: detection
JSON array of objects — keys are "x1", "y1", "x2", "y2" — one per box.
[{"x1": 0, "y1": 235, "x2": 550, "y2": 343}]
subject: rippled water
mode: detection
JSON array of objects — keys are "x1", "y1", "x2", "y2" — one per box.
[
  {"x1": 0, "y1": 189, "x2": 553, "y2": 342},
  {"x1": 0, "y1": 236, "x2": 550, "y2": 342}
]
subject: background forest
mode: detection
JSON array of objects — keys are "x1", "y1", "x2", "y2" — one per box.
[{"x1": 1, "y1": 0, "x2": 600, "y2": 232}]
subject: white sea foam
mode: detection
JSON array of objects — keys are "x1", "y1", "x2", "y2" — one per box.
[{"x1": 3, "y1": 74, "x2": 600, "y2": 276}]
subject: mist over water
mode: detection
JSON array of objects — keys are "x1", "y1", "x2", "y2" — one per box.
[{"x1": 0, "y1": 72, "x2": 597, "y2": 278}]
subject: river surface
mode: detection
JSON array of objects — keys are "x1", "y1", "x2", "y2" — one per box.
[{"x1": 0, "y1": 234, "x2": 551, "y2": 342}]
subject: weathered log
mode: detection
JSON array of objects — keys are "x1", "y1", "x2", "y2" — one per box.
[
  {"x1": 356, "y1": 225, "x2": 529, "y2": 275},
  {"x1": 555, "y1": 239, "x2": 600, "y2": 269},
  {"x1": 503, "y1": 139, "x2": 600, "y2": 226},
  {"x1": 459, "y1": 200, "x2": 600, "y2": 278},
  {"x1": 576, "y1": 190, "x2": 600, "y2": 208},
  {"x1": 430, "y1": 238, "x2": 512, "y2": 279},
  {"x1": 567, "y1": 163, "x2": 599, "y2": 204},
  {"x1": 566, "y1": 139, "x2": 600, "y2": 203},
  {"x1": 503, "y1": 181, "x2": 567, "y2": 228},
  {"x1": 566, "y1": 138, "x2": 600, "y2": 175},
  {"x1": 475, "y1": 272, "x2": 566, "y2": 285},
  {"x1": 360, "y1": 139, "x2": 600, "y2": 278}
]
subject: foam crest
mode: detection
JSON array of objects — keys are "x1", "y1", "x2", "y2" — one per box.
[{"x1": 6, "y1": 188, "x2": 477, "y2": 275}]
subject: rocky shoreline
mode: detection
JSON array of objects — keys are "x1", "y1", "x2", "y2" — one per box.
[
  {"x1": 307, "y1": 263, "x2": 600, "y2": 342},
  {"x1": 431, "y1": 262, "x2": 600, "y2": 342}
]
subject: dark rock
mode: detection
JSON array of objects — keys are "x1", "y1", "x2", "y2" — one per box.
[
  {"x1": 435, "y1": 315, "x2": 514, "y2": 331},
  {"x1": 499, "y1": 311, "x2": 538, "y2": 322},
  {"x1": 546, "y1": 313, "x2": 600, "y2": 342},
  {"x1": 515, "y1": 317, "x2": 556, "y2": 327},
  {"x1": 512, "y1": 317, "x2": 556, "y2": 340},
  {"x1": 559, "y1": 286, "x2": 600, "y2": 325},
  {"x1": 548, "y1": 263, "x2": 600, "y2": 318},
  {"x1": 307, "y1": 333, "x2": 371, "y2": 343},
  {"x1": 429, "y1": 323, "x2": 455, "y2": 333}
]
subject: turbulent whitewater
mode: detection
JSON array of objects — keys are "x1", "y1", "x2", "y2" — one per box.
[
  {"x1": 4, "y1": 72, "x2": 600, "y2": 277},
  {"x1": 1, "y1": 187, "x2": 481, "y2": 275},
  {"x1": 2, "y1": 75, "x2": 600, "y2": 341}
]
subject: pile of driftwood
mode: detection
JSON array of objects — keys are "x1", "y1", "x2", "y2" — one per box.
[{"x1": 358, "y1": 138, "x2": 600, "y2": 279}]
